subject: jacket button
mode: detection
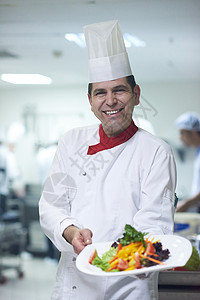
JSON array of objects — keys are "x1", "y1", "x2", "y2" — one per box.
[
  {"x1": 72, "y1": 257, "x2": 76, "y2": 261},
  {"x1": 72, "y1": 286, "x2": 77, "y2": 290}
]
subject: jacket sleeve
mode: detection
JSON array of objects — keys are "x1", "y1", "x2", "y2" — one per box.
[
  {"x1": 39, "y1": 138, "x2": 83, "y2": 252},
  {"x1": 133, "y1": 145, "x2": 177, "y2": 235}
]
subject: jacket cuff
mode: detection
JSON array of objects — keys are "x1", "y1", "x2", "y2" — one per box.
[{"x1": 54, "y1": 218, "x2": 84, "y2": 252}]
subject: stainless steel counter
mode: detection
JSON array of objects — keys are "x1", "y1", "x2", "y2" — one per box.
[{"x1": 158, "y1": 270, "x2": 200, "y2": 300}]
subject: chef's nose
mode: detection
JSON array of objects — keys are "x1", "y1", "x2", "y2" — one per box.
[{"x1": 105, "y1": 92, "x2": 117, "y2": 106}]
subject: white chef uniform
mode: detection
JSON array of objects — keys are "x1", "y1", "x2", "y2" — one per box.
[
  {"x1": 40, "y1": 19, "x2": 176, "y2": 300},
  {"x1": 191, "y1": 146, "x2": 200, "y2": 197},
  {"x1": 39, "y1": 123, "x2": 176, "y2": 300},
  {"x1": 175, "y1": 112, "x2": 200, "y2": 200}
]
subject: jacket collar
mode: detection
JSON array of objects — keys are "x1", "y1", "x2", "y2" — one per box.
[{"x1": 87, "y1": 120, "x2": 138, "y2": 155}]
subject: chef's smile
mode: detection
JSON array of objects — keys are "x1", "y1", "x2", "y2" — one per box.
[{"x1": 103, "y1": 108, "x2": 124, "y2": 116}]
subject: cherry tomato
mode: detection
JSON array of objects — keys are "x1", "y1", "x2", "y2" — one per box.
[
  {"x1": 117, "y1": 258, "x2": 129, "y2": 270},
  {"x1": 144, "y1": 242, "x2": 156, "y2": 255},
  {"x1": 88, "y1": 249, "x2": 97, "y2": 264}
]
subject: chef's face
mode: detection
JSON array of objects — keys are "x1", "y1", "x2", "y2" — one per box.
[
  {"x1": 179, "y1": 129, "x2": 193, "y2": 147},
  {"x1": 88, "y1": 77, "x2": 140, "y2": 137}
]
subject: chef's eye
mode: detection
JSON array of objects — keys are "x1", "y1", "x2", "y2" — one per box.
[
  {"x1": 95, "y1": 91, "x2": 106, "y2": 96},
  {"x1": 114, "y1": 88, "x2": 125, "y2": 94}
]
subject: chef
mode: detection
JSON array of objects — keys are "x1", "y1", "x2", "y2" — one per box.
[
  {"x1": 175, "y1": 112, "x2": 200, "y2": 212},
  {"x1": 39, "y1": 20, "x2": 176, "y2": 300},
  {"x1": 0, "y1": 131, "x2": 21, "y2": 216}
]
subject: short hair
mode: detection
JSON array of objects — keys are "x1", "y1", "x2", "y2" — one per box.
[{"x1": 88, "y1": 75, "x2": 136, "y2": 96}]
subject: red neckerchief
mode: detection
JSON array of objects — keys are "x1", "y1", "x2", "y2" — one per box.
[{"x1": 87, "y1": 120, "x2": 138, "y2": 155}]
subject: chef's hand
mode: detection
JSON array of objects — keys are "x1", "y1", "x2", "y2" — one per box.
[{"x1": 63, "y1": 225, "x2": 93, "y2": 254}]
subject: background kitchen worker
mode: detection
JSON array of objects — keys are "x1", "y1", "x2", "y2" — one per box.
[
  {"x1": 175, "y1": 112, "x2": 200, "y2": 212},
  {"x1": 36, "y1": 140, "x2": 60, "y2": 263},
  {"x1": 0, "y1": 138, "x2": 10, "y2": 217},
  {"x1": 0, "y1": 130, "x2": 22, "y2": 218},
  {"x1": 39, "y1": 20, "x2": 176, "y2": 300}
]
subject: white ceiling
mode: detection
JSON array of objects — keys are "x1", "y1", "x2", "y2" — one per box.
[{"x1": 0, "y1": 0, "x2": 200, "y2": 88}]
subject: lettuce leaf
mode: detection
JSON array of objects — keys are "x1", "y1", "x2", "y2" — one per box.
[{"x1": 92, "y1": 247, "x2": 117, "y2": 271}]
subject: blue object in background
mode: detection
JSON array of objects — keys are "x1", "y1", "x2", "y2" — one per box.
[{"x1": 174, "y1": 222, "x2": 190, "y2": 232}]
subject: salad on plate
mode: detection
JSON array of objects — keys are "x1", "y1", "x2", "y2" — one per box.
[{"x1": 89, "y1": 225, "x2": 170, "y2": 272}]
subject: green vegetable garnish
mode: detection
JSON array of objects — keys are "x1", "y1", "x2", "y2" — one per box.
[
  {"x1": 119, "y1": 224, "x2": 147, "y2": 248},
  {"x1": 92, "y1": 247, "x2": 117, "y2": 271}
]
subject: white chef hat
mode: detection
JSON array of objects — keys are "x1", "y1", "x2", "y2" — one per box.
[
  {"x1": 83, "y1": 20, "x2": 132, "y2": 83},
  {"x1": 175, "y1": 112, "x2": 200, "y2": 131}
]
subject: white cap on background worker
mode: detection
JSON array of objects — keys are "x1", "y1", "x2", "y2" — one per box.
[{"x1": 175, "y1": 112, "x2": 200, "y2": 132}]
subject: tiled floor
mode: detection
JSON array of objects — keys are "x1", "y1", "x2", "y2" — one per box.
[{"x1": 0, "y1": 255, "x2": 57, "y2": 300}]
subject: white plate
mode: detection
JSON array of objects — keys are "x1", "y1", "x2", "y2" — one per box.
[{"x1": 76, "y1": 235, "x2": 192, "y2": 277}]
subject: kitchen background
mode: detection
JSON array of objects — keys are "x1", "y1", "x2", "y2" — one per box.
[{"x1": 0, "y1": 0, "x2": 200, "y2": 299}]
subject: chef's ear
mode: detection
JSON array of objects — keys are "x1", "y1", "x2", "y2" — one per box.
[
  {"x1": 134, "y1": 84, "x2": 140, "y2": 106},
  {"x1": 88, "y1": 93, "x2": 93, "y2": 111},
  {"x1": 88, "y1": 93, "x2": 92, "y2": 105}
]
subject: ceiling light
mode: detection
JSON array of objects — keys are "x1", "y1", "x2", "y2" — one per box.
[
  {"x1": 65, "y1": 33, "x2": 86, "y2": 48},
  {"x1": 123, "y1": 33, "x2": 146, "y2": 48},
  {"x1": 65, "y1": 33, "x2": 146, "y2": 48},
  {"x1": 1, "y1": 74, "x2": 52, "y2": 84}
]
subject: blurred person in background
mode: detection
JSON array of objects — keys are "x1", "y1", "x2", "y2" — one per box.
[
  {"x1": 0, "y1": 137, "x2": 10, "y2": 216},
  {"x1": 36, "y1": 141, "x2": 58, "y2": 185},
  {"x1": 0, "y1": 130, "x2": 22, "y2": 217},
  {"x1": 36, "y1": 140, "x2": 60, "y2": 263},
  {"x1": 175, "y1": 112, "x2": 200, "y2": 212}
]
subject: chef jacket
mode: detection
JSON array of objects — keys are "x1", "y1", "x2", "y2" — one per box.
[{"x1": 39, "y1": 124, "x2": 176, "y2": 300}]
